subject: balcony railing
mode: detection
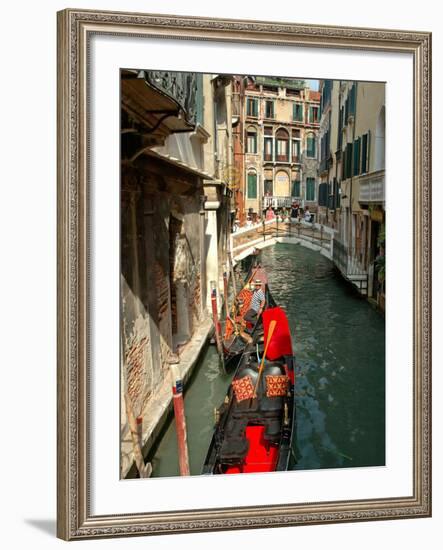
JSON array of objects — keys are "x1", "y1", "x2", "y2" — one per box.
[
  {"x1": 145, "y1": 71, "x2": 198, "y2": 125},
  {"x1": 275, "y1": 154, "x2": 289, "y2": 163},
  {"x1": 358, "y1": 170, "x2": 385, "y2": 204},
  {"x1": 263, "y1": 196, "x2": 293, "y2": 208}
]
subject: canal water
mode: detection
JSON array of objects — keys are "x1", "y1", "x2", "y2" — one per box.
[{"x1": 149, "y1": 243, "x2": 385, "y2": 477}]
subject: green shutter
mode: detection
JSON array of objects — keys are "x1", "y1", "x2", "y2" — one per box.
[
  {"x1": 195, "y1": 73, "x2": 204, "y2": 125},
  {"x1": 361, "y1": 133, "x2": 368, "y2": 173},
  {"x1": 293, "y1": 103, "x2": 303, "y2": 122},
  {"x1": 247, "y1": 173, "x2": 257, "y2": 199},
  {"x1": 345, "y1": 143, "x2": 353, "y2": 178},
  {"x1": 353, "y1": 137, "x2": 361, "y2": 176},
  {"x1": 367, "y1": 130, "x2": 371, "y2": 172},
  {"x1": 306, "y1": 178, "x2": 315, "y2": 201},
  {"x1": 307, "y1": 136, "x2": 316, "y2": 158},
  {"x1": 349, "y1": 85, "x2": 356, "y2": 116},
  {"x1": 291, "y1": 180, "x2": 300, "y2": 197}
]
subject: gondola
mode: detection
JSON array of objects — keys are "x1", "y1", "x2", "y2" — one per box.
[
  {"x1": 222, "y1": 262, "x2": 275, "y2": 371},
  {"x1": 202, "y1": 305, "x2": 296, "y2": 474}
]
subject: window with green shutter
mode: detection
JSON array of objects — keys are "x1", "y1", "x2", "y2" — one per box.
[
  {"x1": 247, "y1": 173, "x2": 257, "y2": 198},
  {"x1": 195, "y1": 73, "x2": 204, "y2": 125},
  {"x1": 349, "y1": 85, "x2": 356, "y2": 116},
  {"x1": 306, "y1": 178, "x2": 316, "y2": 201},
  {"x1": 353, "y1": 137, "x2": 361, "y2": 176},
  {"x1": 265, "y1": 100, "x2": 274, "y2": 118},
  {"x1": 293, "y1": 103, "x2": 303, "y2": 122},
  {"x1": 247, "y1": 98, "x2": 258, "y2": 117},
  {"x1": 308, "y1": 106, "x2": 319, "y2": 123},
  {"x1": 306, "y1": 135, "x2": 316, "y2": 158},
  {"x1": 345, "y1": 142, "x2": 353, "y2": 178},
  {"x1": 361, "y1": 133, "x2": 368, "y2": 173},
  {"x1": 292, "y1": 140, "x2": 300, "y2": 162},
  {"x1": 291, "y1": 180, "x2": 301, "y2": 197}
]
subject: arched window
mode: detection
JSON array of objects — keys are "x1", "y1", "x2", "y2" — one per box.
[
  {"x1": 246, "y1": 126, "x2": 257, "y2": 154},
  {"x1": 275, "y1": 128, "x2": 289, "y2": 162},
  {"x1": 306, "y1": 132, "x2": 316, "y2": 158},
  {"x1": 247, "y1": 170, "x2": 257, "y2": 199},
  {"x1": 275, "y1": 170, "x2": 290, "y2": 197}
]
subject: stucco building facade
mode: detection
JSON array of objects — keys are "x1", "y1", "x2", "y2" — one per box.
[{"x1": 233, "y1": 76, "x2": 321, "y2": 222}]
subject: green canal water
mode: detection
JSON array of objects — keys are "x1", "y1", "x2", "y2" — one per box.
[{"x1": 149, "y1": 243, "x2": 385, "y2": 477}]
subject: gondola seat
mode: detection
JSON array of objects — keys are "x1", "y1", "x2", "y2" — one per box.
[
  {"x1": 219, "y1": 437, "x2": 249, "y2": 463},
  {"x1": 225, "y1": 416, "x2": 248, "y2": 438},
  {"x1": 264, "y1": 418, "x2": 281, "y2": 442},
  {"x1": 259, "y1": 365, "x2": 285, "y2": 415}
]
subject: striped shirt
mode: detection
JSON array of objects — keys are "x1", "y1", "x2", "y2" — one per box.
[{"x1": 250, "y1": 288, "x2": 265, "y2": 312}]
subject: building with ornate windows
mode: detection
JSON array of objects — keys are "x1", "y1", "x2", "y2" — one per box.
[
  {"x1": 318, "y1": 79, "x2": 385, "y2": 308},
  {"x1": 233, "y1": 76, "x2": 320, "y2": 222}
]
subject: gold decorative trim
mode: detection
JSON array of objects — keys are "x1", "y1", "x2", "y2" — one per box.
[{"x1": 57, "y1": 8, "x2": 431, "y2": 540}]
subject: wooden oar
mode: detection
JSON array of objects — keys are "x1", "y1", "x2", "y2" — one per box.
[{"x1": 253, "y1": 319, "x2": 277, "y2": 398}]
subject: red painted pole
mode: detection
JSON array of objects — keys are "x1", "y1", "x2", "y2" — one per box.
[
  {"x1": 170, "y1": 365, "x2": 190, "y2": 476},
  {"x1": 210, "y1": 281, "x2": 225, "y2": 368}
]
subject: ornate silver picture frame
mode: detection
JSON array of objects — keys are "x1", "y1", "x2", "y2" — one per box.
[{"x1": 57, "y1": 8, "x2": 431, "y2": 540}]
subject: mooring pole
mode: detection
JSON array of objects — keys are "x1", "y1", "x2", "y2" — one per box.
[
  {"x1": 210, "y1": 281, "x2": 225, "y2": 367},
  {"x1": 228, "y1": 251, "x2": 237, "y2": 297},
  {"x1": 223, "y1": 269, "x2": 229, "y2": 316},
  {"x1": 170, "y1": 364, "x2": 190, "y2": 476}
]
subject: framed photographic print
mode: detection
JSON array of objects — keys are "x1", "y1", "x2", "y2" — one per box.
[{"x1": 57, "y1": 8, "x2": 431, "y2": 540}]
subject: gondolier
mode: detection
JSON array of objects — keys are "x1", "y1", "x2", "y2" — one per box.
[
  {"x1": 244, "y1": 280, "x2": 266, "y2": 324},
  {"x1": 221, "y1": 266, "x2": 273, "y2": 370}
]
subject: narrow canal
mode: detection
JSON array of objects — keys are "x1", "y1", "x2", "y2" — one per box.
[{"x1": 149, "y1": 243, "x2": 385, "y2": 477}]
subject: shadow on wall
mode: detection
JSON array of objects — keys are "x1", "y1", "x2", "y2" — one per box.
[{"x1": 24, "y1": 519, "x2": 56, "y2": 537}]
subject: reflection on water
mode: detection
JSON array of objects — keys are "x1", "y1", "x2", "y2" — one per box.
[{"x1": 150, "y1": 244, "x2": 385, "y2": 477}]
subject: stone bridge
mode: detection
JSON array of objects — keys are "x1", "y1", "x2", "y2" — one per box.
[{"x1": 231, "y1": 219, "x2": 335, "y2": 264}]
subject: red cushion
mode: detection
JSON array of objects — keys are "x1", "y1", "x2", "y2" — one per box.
[
  {"x1": 265, "y1": 374, "x2": 289, "y2": 397},
  {"x1": 232, "y1": 375, "x2": 254, "y2": 402}
]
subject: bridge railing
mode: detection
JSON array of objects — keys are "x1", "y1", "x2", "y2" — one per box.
[{"x1": 231, "y1": 219, "x2": 334, "y2": 260}]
